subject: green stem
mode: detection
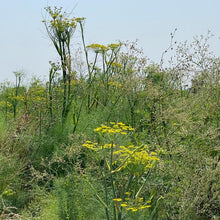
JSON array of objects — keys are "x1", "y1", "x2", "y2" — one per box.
[
  {"x1": 73, "y1": 97, "x2": 84, "y2": 134},
  {"x1": 84, "y1": 175, "x2": 108, "y2": 208},
  {"x1": 109, "y1": 141, "x2": 117, "y2": 220},
  {"x1": 79, "y1": 22, "x2": 90, "y2": 80},
  {"x1": 135, "y1": 170, "x2": 151, "y2": 199},
  {"x1": 101, "y1": 168, "x2": 110, "y2": 220}
]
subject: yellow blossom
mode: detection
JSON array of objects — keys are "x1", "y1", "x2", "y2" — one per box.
[
  {"x1": 140, "y1": 205, "x2": 151, "y2": 209},
  {"x1": 113, "y1": 198, "x2": 122, "y2": 202},
  {"x1": 138, "y1": 197, "x2": 144, "y2": 202},
  {"x1": 87, "y1": 44, "x2": 109, "y2": 53},
  {"x1": 94, "y1": 122, "x2": 134, "y2": 135},
  {"x1": 82, "y1": 141, "x2": 98, "y2": 151},
  {"x1": 108, "y1": 42, "x2": 122, "y2": 50}
]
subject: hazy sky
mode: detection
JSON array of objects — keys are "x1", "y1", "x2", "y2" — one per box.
[{"x1": 0, "y1": 0, "x2": 220, "y2": 83}]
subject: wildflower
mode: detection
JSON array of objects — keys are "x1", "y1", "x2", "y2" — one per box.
[
  {"x1": 111, "y1": 62, "x2": 123, "y2": 68},
  {"x1": 94, "y1": 122, "x2": 134, "y2": 135},
  {"x1": 126, "y1": 207, "x2": 138, "y2": 212},
  {"x1": 140, "y1": 205, "x2": 151, "y2": 209},
  {"x1": 52, "y1": 13, "x2": 58, "y2": 19},
  {"x1": 75, "y1": 17, "x2": 86, "y2": 23},
  {"x1": 108, "y1": 81, "x2": 123, "y2": 88},
  {"x1": 94, "y1": 127, "x2": 102, "y2": 132},
  {"x1": 100, "y1": 143, "x2": 116, "y2": 149},
  {"x1": 108, "y1": 42, "x2": 122, "y2": 50},
  {"x1": 138, "y1": 197, "x2": 144, "y2": 202},
  {"x1": 120, "y1": 132, "x2": 127, "y2": 135},
  {"x1": 114, "y1": 145, "x2": 159, "y2": 174},
  {"x1": 113, "y1": 198, "x2": 122, "y2": 202},
  {"x1": 87, "y1": 44, "x2": 109, "y2": 53},
  {"x1": 82, "y1": 141, "x2": 98, "y2": 151}
]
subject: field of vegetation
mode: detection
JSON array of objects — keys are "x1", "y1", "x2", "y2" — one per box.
[{"x1": 0, "y1": 7, "x2": 219, "y2": 220}]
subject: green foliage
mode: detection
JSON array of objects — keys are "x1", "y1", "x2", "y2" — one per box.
[{"x1": 0, "y1": 7, "x2": 219, "y2": 220}]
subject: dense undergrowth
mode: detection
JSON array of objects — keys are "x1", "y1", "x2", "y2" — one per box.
[{"x1": 0, "y1": 6, "x2": 219, "y2": 220}]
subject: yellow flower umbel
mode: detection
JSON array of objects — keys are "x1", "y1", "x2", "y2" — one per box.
[
  {"x1": 94, "y1": 122, "x2": 134, "y2": 135},
  {"x1": 114, "y1": 145, "x2": 159, "y2": 175},
  {"x1": 108, "y1": 42, "x2": 122, "y2": 51},
  {"x1": 113, "y1": 198, "x2": 122, "y2": 202},
  {"x1": 121, "y1": 196, "x2": 151, "y2": 212},
  {"x1": 108, "y1": 81, "x2": 122, "y2": 88},
  {"x1": 82, "y1": 141, "x2": 98, "y2": 151},
  {"x1": 87, "y1": 44, "x2": 109, "y2": 53}
]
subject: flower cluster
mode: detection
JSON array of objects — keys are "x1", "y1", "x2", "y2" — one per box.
[
  {"x1": 94, "y1": 122, "x2": 134, "y2": 135},
  {"x1": 86, "y1": 42, "x2": 122, "y2": 53},
  {"x1": 43, "y1": 7, "x2": 82, "y2": 36},
  {"x1": 2, "y1": 188, "x2": 16, "y2": 197},
  {"x1": 100, "y1": 143, "x2": 116, "y2": 149},
  {"x1": 82, "y1": 141, "x2": 116, "y2": 151},
  {"x1": 28, "y1": 85, "x2": 46, "y2": 103},
  {"x1": 108, "y1": 81, "x2": 122, "y2": 88},
  {"x1": 0, "y1": 101, "x2": 12, "y2": 108},
  {"x1": 108, "y1": 43, "x2": 122, "y2": 50},
  {"x1": 49, "y1": 17, "x2": 76, "y2": 30},
  {"x1": 82, "y1": 141, "x2": 98, "y2": 151},
  {"x1": 113, "y1": 195, "x2": 151, "y2": 212},
  {"x1": 75, "y1": 17, "x2": 86, "y2": 23},
  {"x1": 114, "y1": 145, "x2": 159, "y2": 174},
  {"x1": 87, "y1": 44, "x2": 109, "y2": 53},
  {"x1": 111, "y1": 62, "x2": 123, "y2": 68}
]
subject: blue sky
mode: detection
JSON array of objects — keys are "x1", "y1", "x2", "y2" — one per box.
[{"x1": 0, "y1": 0, "x2": 220, "y2": 83}]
